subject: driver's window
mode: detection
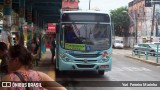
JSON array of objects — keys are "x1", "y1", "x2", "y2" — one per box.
[{"x1": 64, "y1": 25, "x2": 77, "y2": 43}]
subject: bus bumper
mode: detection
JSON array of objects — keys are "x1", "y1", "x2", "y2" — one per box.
[{"x1": 58, "y1": 59, "x2": 112, "y2": 71}]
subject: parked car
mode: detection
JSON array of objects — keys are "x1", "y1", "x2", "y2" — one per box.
[
  {"x1": 113, "y1": 40, "x2": 124, "y2": 49},
  {"x1": 133, "y1": 43, "x2": 160, "y2": 56}
]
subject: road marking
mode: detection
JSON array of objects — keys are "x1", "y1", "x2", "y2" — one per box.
[
  {"x1": 112, "y1": 67, "x2": 151, "y2": 72},
  {"x1": 112, "y1": 67, "x2": 124, "y2": 71},
  {"x1": 112, "y1": 52, "x2": 132, "y2": 55}
]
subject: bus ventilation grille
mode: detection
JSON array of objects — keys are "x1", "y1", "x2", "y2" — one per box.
[
  {"x1": 74, "y1": 60, "x2": 97, "y2": 63},
  {"x1": 72, "y1": 54, "x2": 101, "y2": 58},
  {"x1": 76, "y1": 64, "x2": 95, "y2": 68}
]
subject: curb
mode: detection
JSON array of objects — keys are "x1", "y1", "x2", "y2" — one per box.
[{"x1": 126, "y1": 55, "x2": 160, "y2": 66}]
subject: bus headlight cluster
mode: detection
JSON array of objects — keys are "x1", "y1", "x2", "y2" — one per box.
[
  {"x1": 60, "y1": 53, "x2": 72, "y2": 62},
  {"x1": 65, "y1": 58, "x2": 71, "y2": 62},
  {"x1": 102, "y1": 56, "x2": 110, "y2": 62},
  {"x1": 59, "y1": 53, "x2": 64, "y2": 59}
]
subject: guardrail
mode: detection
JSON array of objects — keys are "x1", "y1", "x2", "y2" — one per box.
[{"x1": 132, "y1": 44, "x2": 159, "y2": 64}]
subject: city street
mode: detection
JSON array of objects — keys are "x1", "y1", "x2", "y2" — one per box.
[
  {"x1": 55, "y1": 49, "x2": 160, "y2": 90},
  {"x1": 1, "y1": 49, "x2": 160, "y2": 90}
]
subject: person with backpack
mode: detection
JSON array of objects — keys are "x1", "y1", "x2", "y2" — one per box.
[{"x1": 1, "y1": 45, "x2": 66, "y2": 90}]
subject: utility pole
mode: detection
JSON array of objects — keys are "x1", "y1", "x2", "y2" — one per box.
[
  {"x1": 122, "y1": 10, "x2": 137, "y2": 44},
  {"x1": 150, "y1": 3, "x2": 155, "y2": 42},
  {"x1": 135, "y1": 14, "x2": 138, "y2": 44},
  {"x1": 89, "y1": 0, "x2": 91, "y2": 10}
]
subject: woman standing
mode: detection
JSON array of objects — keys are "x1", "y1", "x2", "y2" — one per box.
[{"x1": 1, "y1": 45, "x2": 66, "y2": 90}]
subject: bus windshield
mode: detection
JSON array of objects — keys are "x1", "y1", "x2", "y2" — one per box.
[{"x1": 61, "y1": 23, "x2": 111, "y2": 51}]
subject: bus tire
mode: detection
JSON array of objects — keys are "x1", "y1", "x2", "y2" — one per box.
[
  {"x1": 98, "y1": 70, "x2": 105, "y2": 75},
  {"x1": 54, "y1": 60, "x2": 59, "y2": 73}
]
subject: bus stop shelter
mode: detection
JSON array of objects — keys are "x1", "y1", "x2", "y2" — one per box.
[{"x1": 0, "y1": 0, "x2": 62, "y2": 53}]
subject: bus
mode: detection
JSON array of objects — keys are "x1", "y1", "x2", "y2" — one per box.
[{"x1": 55, "y1": 10, "x2": 112, "y2": 75}]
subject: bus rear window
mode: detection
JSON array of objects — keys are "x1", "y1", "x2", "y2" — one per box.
[{"x1": 62, "y1": 13, "x2": 110, "y2": 22}]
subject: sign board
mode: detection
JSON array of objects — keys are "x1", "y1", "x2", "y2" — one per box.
[
  {"x1": 48, "y1": 23, "x2": 56, "y2": 30},
  {"x1": 47, "y1": 23, "x2": 56, "y2": 33},
  {"x1": 65, "y1": 43, "x2": 86, "y2": 51},
  {"x1": 145, "y1": 0, "x2": 160, "y2": 7},
  {"x1": 152, "y1": 0, "x2": 160, "y2": 4}
]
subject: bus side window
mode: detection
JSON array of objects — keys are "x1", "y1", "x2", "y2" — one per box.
[{"x1": 60, "y1": 26, "x2": 65, "y2": 48}]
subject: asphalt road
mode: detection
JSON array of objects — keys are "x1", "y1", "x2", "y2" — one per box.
[
  {"x1": 1, "y1": 49, "x2": 160, "y2": 90},
  {"x1": 56, "y1": 49, "x2": 160, "y2": 90}
]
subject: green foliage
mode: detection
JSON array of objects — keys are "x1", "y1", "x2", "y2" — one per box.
[{"x1": 110, "y1": 6, "x2": 130, "y2": 37}]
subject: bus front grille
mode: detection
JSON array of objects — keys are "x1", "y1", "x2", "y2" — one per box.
[
  {"x1": 74, "y1": 60, "x2": 97, "y2": 63},
  {"x1": 76, "y1": 64, "x2": 95, "y2": 68},
  {"x1": 71, "y1": 54, "x2": 101, "y2": 58}
]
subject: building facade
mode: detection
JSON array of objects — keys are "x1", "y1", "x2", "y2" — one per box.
[
  {"x1": 128, "y1": 0, "x2": 160, "y2": 44},
  {"x1": 62, "y1": 0, "x2": 79, "y2": 11}
]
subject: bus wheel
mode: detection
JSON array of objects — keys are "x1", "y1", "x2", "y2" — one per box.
[
  {"x1": 98, "y1": 70, "x2": 105, "y2": 75},
  {"x1": 54, "y1": 60, "x2": 59, "y2": 72}
]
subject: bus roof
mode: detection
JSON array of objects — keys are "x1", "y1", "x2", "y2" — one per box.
[{"x1": 61, "y1": 10, "x2": 110, "y2": 15}]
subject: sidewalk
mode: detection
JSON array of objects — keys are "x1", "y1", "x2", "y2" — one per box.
[
  {"x1": 34, "y1": 49, "x2": 55, "y2": 80},
  {"x1": 126, "y1": 54, "x2": 160, "y2": 66}
]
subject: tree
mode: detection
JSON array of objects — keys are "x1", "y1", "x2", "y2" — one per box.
[{"x1": 110, "y1": 6, "x2": 130, "y2": 37}]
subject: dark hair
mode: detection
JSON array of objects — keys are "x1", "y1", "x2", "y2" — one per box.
[
  {"x1": 8, "y1": 45, "x2": 33, "y2": 67},
  {"x1": 0, "y1": 42, "x2": 8, "y2": 51}
]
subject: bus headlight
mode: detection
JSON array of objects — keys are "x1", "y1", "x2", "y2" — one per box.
[
  {"x1": 65, "y1": 58, "x2": 71, "y2": 62},
  {"x1": 60, "y1": 54, "x2": 72, "y2": 62},
  {"x1": 102, "y1": 56, "x2": 110, "y2": 62},
  {"x1": 60, "y1": 53, "x2": 65, "y2": 59}
]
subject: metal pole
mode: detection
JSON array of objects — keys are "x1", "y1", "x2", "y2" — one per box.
[
  {"x1": 89, "y1": 0, "x2": 91, "y2": 10},
  {"x1": 131, "y1": 11, "x2": 137, "y2": 45},
  {"x1": 27, "y1": 4, "x2": 32, "y2": 51},
  {"x1": 135, "y1": 13, "x2": 138, "y2": 44},
  {"x1": 150, "y1": 3, "x2": 155, "y2": 42},
  {"x1": 123, "y1": 11, "x2": 137, "y2": 45},
  {"x1": 19, "y1": 0, "x2": 25, "y2": 46}
]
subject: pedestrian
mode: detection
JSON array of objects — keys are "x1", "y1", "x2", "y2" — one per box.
[
  {"x1": 0, "y1": 42, "x2": 8, "y2": 74},
  {"x1": 50, "y1": 38, "x2": 56, "y2": 64},
  {"x1": 1, "y1": 45, "x2": 66, "y2": 90},
  {"x1": 32, "y1": 39, "x2": 37, "y2": 55},
  {"x1": 31, "y1": 39, "x2": 37, "y2": 66}
]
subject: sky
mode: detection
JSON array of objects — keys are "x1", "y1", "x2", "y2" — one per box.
[{"x1": 79, "y1": 0, "x2": 133, "y2": 13}]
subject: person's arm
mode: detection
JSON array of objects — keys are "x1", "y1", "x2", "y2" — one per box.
[
  {"x1": 37, "y1": 71, "x2": 67, "y2": 90},
  {"x1": 0, "y1": 75, "x2": 11, "y2": 90}
]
